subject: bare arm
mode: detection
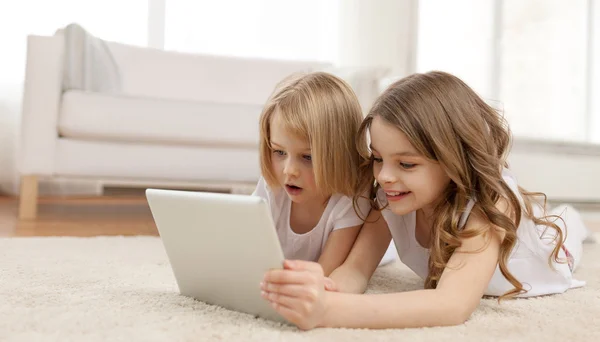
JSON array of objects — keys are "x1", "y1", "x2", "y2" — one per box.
[
  {"x1": 262, "y1": 210, "x2": 503, "y2": 330},
  {"x1": 328, "y1": 209, "x2": 392, "y2": 293},
  {"x1": 321, "y1": 214, "x2": 502, "y2": 328},
  {"x1": 317, "y1": 225, "x2": 361, "y2": 277}
]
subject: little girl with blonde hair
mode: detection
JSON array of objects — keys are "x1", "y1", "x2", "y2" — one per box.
[{"x1": 253, "y1": 71, "x2": 394, "y2": 277}]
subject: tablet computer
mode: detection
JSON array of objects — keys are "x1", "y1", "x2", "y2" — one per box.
[{"x1": 146, "y1": 188, "x2": 285, "y2": 323}]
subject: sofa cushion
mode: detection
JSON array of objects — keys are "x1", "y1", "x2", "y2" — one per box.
[
  {"x1": 107, "y1": 41, "x2": 331, "y2": 105},
  {"x1": 54, "y1": 138, "x2": 260, "y2": 183},
  {"x1": 58, "y1": 90, "x2": 263, "y2": 148}
]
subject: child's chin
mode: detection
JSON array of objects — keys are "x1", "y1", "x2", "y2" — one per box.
[
  {"x1": 389, "y1": 203, "x2": 412, "y2": 216},
  {"x1": 287, "y1": 192, "x2": 315, "y2": 204}
]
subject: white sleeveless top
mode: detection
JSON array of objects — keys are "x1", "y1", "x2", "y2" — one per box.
[
  {"x1": 380, "y1": 168, "x2": 582, "y2": 297},
  {"x1": 252, "y1": 177, "x2": 371, "y2": 262}
]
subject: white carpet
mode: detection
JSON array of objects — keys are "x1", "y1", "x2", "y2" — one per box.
[{"x1": 1, "y1": 236, "x2": 599, "y2": 342}]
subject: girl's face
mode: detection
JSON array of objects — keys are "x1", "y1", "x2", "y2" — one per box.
[
  {"x1": 369, "y1": 116, "x2": 451, "y2": 216},
  {"x1": 269, "y1": 112, "x2": 326, "y2": 205}
]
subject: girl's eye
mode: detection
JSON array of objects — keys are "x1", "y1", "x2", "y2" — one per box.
[
  {"x1": 372, "y1": 155, "x2": 383, "y2": 163},
  {"x1": 273, "y1": 150, "x2": 286, "y2": 156},
  {"x1": 400, "y1": 162, "x2": 416, "y2": 169},
  {"x1": 303, "y1": 155, "x2": 312, "y2": 161}
]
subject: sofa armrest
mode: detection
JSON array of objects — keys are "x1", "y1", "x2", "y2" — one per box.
[{"x1": 19, "y1": 35, "x2": 64, "y2": 175}]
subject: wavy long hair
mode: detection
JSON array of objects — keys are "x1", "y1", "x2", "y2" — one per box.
[{"x1": 354, "y1": 71, "x2": 566, "y2": 299}]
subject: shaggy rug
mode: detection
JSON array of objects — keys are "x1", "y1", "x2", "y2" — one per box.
[{"x1": 1, "y1": 236, "x2": 599, "y2": 341}]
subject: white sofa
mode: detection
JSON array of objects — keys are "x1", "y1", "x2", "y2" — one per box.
[{"x1": 18, "y1": 33, "x2": 387, "y2": 219}]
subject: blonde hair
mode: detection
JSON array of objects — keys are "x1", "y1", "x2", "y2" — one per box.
[
  {"x1": 355, "y1": 71, "x2": 566, "y2": 299},
  {"x1": 259, "y1": 72, "x2": 363, "y2": 197}
]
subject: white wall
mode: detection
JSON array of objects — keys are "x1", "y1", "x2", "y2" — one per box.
[
  {"x1": 337, "y1": 0, "x2": 418, "y2": 77},
  {"x1": 500, "y1": 0, "x2": 588, "y2": 142},
  {"x1": 417, "y1": 0, "x2": 496, "y2": 101}
]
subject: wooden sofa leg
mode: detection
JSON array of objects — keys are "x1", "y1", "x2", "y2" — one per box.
[{"x1": 19, "y1": 175, "x2": 39, "y2": 220}]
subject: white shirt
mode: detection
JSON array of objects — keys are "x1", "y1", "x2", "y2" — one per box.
[
  {"x1": 381, "y1": 168, "x2": 582, "y2": 297},
  {"x1": 252, "y1": 177, "x2": 371, "y2": 262}
]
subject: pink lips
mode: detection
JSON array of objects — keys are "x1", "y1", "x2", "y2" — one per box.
[
  {"x1": 385, "y1": 190, "x2": 411, "y2": 202},
  {"x1": 285, "y1": 184, "x2": 303, "y2": 196}
]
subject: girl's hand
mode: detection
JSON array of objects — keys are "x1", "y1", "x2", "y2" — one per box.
[
  {"x1": 261, "y1": 260, "x2": 330, "y2": 330},
  {"x1": 324, "y1": 277, "x2": 339, "y2": 292}
]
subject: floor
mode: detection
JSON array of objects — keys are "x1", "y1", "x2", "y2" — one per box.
[
  {"x1": 1, "y1": 195, "x2": 599, "y2": 237},
  {"x1": 0, "y1": 196, "x2": 158, "y2": 237}
]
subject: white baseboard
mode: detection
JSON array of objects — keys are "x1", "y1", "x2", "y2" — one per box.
[
  {"x1": 508, "y1": 139, "x2": 600, "y2": 202},
  {"x1": 37, "y1": 179, "x2": 103, "y2": 196},
  {"x1": 0, "y1": 177, "x2": 102, "y2": 197}
]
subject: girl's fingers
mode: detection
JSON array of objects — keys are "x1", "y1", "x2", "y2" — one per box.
[
  {"x1": 323, "y1": 277, "x2": 338, "y2": 292},
  {"x1": 263, "y1": 291, "x2": 320, "y2": 330},
  {"x1": 261, "y1": 282, "x2": 319, "y2": 300},
  {"x1": 268, "y1": 300, "x2": 303, "y2": 328},
  {"x1": 264, "y1": 269, "x2": 314, "y2": 285},
  {"x1": 261, "y1": 291, "x2": 308, "y2": 313}
]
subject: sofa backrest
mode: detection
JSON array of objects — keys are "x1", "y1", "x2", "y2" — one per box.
[{"x1": 107, "y1": 42, "x2": 332, "y2": 105}]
